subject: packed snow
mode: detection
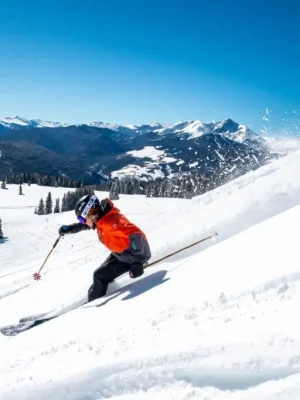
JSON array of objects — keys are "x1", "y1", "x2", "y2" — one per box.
[{"x1": 1, "y1": 148, "x2": 300, "y2": 399}]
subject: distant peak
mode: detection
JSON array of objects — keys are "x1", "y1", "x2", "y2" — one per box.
[{"x1": 214, "y1": 118, "x2": 239, "y2": 133}]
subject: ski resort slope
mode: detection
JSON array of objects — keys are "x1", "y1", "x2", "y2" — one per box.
[{"x1": 1, "y1": 149, "x2": 300, "y2": 399}]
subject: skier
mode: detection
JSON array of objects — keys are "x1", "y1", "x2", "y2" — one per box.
[{"x1": 58, "y1": 194, "x2": 151, "y2": 302}]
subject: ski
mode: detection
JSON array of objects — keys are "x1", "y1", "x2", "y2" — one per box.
[
  {"x1": 19, "y1": 312, "x2": 52, "y2": 324},
  {"x1": 1, "y1": 297, "x2": 88, "y2": 336},
  {"x1": 1, "y1": 320, "x2": 37, "y2": 336}
]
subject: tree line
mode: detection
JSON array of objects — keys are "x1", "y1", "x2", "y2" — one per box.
[
  {"x1": 104, "y1": 167, "x2": 241, "y2": 199},
  {"x1": 35, "y1": 187, "x2": 95, "y2": 215},
  {"x1": 2, "y1": 164, "x2": 248, "y2": 204},
  {"x1": 4, "y1": 172, "x2": 83, "y2": 188}
]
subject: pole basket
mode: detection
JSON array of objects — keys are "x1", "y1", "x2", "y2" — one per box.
[
  {"x1": 33, "y1": 272, "x2": 41, "y2": 281},
  {"x1": 32, "y1": 236, "x2": 61, "y2": 281}
]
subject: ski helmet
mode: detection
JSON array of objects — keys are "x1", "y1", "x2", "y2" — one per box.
[{"x1": 75, "y1": 194, "x2": 100, "y2": 224}]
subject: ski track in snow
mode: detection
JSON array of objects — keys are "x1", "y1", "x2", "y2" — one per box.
[{"x1": 1, "y1": 149, "x2": 300, "y2": 399}]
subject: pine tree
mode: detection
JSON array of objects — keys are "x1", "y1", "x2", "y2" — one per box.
[
  {"x1": 45, "y1": 192, "x2": 53, "y2": 214},
  {"x1": 61, "y1": 194, "x2": 67, "y2": 212},
  {"x1": 53, "y1": 198, "x2": 60, "y2": 213},
  {"x1": 19, "y1": 184, "x2": 23, "y2": 195},
  {"x1": 1, "y1": 181, "x2": 6, "y2": 189},
  {"x1": 0, "y1": 218, "x2": 3, "y2": 238},
  {"x1": 109, "y1": 180, "x2": 120, "y2": 200},
  {"x1": 65, "y1": 191, "x2": 73, "y2": 211},
  {"x1": 37, "y1": 198, "x2": 45, "y2": 215}
]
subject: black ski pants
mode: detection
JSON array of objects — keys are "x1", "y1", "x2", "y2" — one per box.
[
  {"x1": 88, "y1": 234, "x2": 151, "y2": 302},
  {"x1": 88, "y1": 254, "x2": 133, "y2": 302}
]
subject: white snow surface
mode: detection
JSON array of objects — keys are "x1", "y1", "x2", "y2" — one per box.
[
  {"x1": 111, "y1": 164, "x2": 165, "y2": 180},
  {"x1": 1, "y1": 116, "x2": 30, "y2": 126},
  {"x1": 126, "y1": 146, "x2": 177, "y2": 164},
  {"x1": 126, "y1": 146, "x2": 165, "y2": 160},
  {"x1": 1, "y1": 150, "x2": 300, "y2": 399},
  {"x1": 87, "y1": 122, "x2": 121, "y2": 131}
]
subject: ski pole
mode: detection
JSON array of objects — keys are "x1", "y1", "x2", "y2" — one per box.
[
  {"x1": 33, "y1": 236, "x2": 61, "y2": 280},
  {"x1": 145, "y1": 231, "x2": 218, "y2": 269}
]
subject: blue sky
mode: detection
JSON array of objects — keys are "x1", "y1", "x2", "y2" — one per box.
[{"x1": 0, "y1": 0, "x2": 299, "y2": 134}]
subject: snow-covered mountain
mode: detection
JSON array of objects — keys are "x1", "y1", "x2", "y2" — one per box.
[
  {"x1": 1, "y1": 148, "x2": 300, "y2": 399},
  {"x1": 0, "y1": 116, "x2": 283, "y2": 183},
  {"x1": 85, "y1": 119, "x2": 261, "y2": 144},
  {"x1": 0, "y1": 116, "x2": 68, "y2": 130},
  {"x1": 0, "y1": 116, "x2": 260, "y2": 143}
]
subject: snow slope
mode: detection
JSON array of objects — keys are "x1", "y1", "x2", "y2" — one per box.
[{"x1": 1, "y1": 149, "x2": 300, "y2": 399}]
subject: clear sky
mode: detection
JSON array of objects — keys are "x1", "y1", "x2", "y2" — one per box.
[{"x1": 0, "y1": 0, "x2": 299, "y2": 134}]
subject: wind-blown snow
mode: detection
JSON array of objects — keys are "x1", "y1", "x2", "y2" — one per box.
[
  {"x1": 1, "y1": 149, "x2": 300, "y2": 399},
  {"x1": 264, "y1": 136, "x2": 300, "y2": 154}
]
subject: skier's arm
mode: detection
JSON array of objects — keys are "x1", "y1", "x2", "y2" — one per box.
[{"x1": 59, "y1": 223, "x2": 90, "y2": 236}]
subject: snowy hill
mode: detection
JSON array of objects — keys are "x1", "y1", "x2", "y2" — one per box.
[{"x1": 1, "y1": 149, "x2": 300, "y2": 399}]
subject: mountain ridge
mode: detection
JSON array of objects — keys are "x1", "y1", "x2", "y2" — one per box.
[{"x1": 0, "y1": 116, "x2": 280, "y2": 183}]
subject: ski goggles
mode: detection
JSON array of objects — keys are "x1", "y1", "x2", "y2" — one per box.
[
  {"x1": 77, "y1": 195, "x2": 98, "y2": 224},
  {"x1": 77, "y1": 216, "x2": 87, "y2": 224}
]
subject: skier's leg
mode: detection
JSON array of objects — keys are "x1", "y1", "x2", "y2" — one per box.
[{"x1": 88, "y1": 254, "x2": 131, "y2": 302}]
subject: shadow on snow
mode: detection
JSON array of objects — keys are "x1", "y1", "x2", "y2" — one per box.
[{"x1": 92, "y1": 270, "x2": 170, "y2": 308}]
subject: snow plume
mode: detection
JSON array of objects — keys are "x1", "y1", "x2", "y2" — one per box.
[
  {"x1": 260, "y1": 108, "x2": 272, "y2": 135},
  {"x1": 259, "y1": 108, "x2": 300, "y2": 154},
  {"x1": 264, "y1": 136, "x2": 300, "y2": 155}
]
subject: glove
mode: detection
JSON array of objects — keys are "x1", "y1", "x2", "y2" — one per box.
[
  {"x1": 58, "y1": 225, "x2": 71, "y2": 236},
  {"x1": 129, "y1": 263, "x2": 144, "y2": 279}
]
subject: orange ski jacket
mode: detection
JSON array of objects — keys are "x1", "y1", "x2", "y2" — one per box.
[{"x1": 96, "y1": 206, "x2": 145, "y2": 253}]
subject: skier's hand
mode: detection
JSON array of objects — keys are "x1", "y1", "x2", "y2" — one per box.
[
  {"x1": 58, "y1": 225, "x2": 71, "y2": 236},
  {"x1": 129, "y1": 263, "x2": 144, "y2": 279}
]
